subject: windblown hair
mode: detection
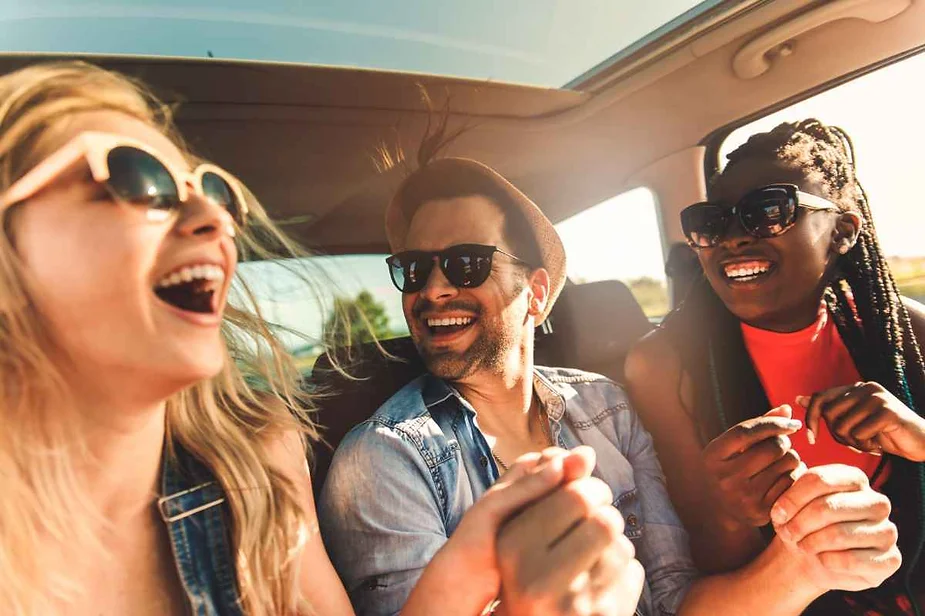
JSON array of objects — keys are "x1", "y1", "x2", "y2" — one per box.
[
  {"x1": 376, "y1": 88, "x2": 543, "y2": 267},
  {"x1": 0, "y1": 61, "x2": 319, "y2": 615},
  {"x1": 663, "y1": 118, "x2": 925, "y2": 584}
]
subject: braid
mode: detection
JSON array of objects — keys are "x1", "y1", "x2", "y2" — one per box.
[
  {"x1": 664, "y1": 118, "x2": 925, "y2": 590},
  {"x1": 718, "y1": 118, "x2": 925, "y2": 414}
]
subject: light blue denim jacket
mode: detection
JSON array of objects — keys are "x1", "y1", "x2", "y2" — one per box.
[{"x1": 319, "y1": 366, "x2": 697, "y2": 616}]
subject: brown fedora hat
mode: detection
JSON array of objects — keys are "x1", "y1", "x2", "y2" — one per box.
[{"x1": 385, "y1": 157, "x2": 566, "y2": 323}]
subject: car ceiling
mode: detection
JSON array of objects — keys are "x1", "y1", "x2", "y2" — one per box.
[{"x1": 1, "y1": 0, "x2": 922, "y2": 256}]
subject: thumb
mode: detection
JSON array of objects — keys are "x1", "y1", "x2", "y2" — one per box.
[{"x1": 764, "y1": 404, "x2": 793, "y2": 420}]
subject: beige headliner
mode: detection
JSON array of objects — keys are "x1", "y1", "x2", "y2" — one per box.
[{"x1": 2, "y1": 0, "x2": 922, "y2": 255}]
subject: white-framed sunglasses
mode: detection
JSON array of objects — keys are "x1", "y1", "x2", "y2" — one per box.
[{"x1": 0, "y1": 131, "x2": 249, "y2": 225}]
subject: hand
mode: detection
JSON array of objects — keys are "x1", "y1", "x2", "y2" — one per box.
[
  {"x1": 771, "y1": 464, "x2": 901, "y2": 592},
  {"x1": 431, "y1": 447, "x2": 577, "y2": 613},
  {"x1": 494, "y1": 447, "x2": 644, "y2": 616},
  {"x1": 702, "y1": 406, "x2": 805, "y2": 526},
  {"x1": 799, "y1": 382, "x2": 925, "y2": 461}
]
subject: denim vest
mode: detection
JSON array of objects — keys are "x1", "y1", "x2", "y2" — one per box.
[{"x1": 158, "y1": 444, "x2": 244, "y2": 616}]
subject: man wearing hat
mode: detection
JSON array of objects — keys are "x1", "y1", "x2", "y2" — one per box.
[{"x1": 319, "y1": 157, "x2": 902, "y2": 616}]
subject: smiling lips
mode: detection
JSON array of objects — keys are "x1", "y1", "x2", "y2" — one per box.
[
  {"x1": 722, "y1": 259, "x2": 775, "y2": 283},
  {"x1": 154, "y1": 263, "x2": 227, "y2": 315},
  {"x1": 423, "y1": 315, "x2": 477, "y2": 338}
]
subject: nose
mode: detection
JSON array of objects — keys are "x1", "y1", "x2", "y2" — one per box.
[
  {"x1": 175, "y1": 185, "x2": 234, "y2": 239},
  {"x1": 718, "y1": 211, "x2": 756, "y2": 250},
  {"x1": 419, "y1": 257, "x2": 458, "y2": 302}
]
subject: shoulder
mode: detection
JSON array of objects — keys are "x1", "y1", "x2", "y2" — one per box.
[
  {"x1": 323, "y1": 375, "x2": 452, "y2": 493},
  {"x1": 536, "y1": 365, "x2": 635, "y2": 426},
  {"x1": 625, "y1": 327, "x2": 683, "y2": 385},
  {"x1": 536, "y1": 365, "x2": 629, "y2": 400}
]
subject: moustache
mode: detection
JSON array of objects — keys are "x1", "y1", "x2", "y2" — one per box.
[{"x1": 412, "y1": 298, "x2": 482, "y2": 319}]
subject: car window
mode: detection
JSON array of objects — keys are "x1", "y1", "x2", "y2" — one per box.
[
  {"x1": 555, "y1": 187, "x2": 669, "y2": 319},
  {"x1": 234, "y1": 254, "x2": 408, "y2": 373},
  {"x1": 719, "y1": 51, "x2": 925, "y2": 304}
]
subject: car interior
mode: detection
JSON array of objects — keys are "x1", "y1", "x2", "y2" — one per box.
[{"x1": 5, "y1": 0, "x2": 925, "y2": 494}]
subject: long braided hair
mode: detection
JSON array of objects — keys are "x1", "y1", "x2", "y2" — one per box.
[{"x1": 663, "y1": 118, "x2": 925, "y2": 584}]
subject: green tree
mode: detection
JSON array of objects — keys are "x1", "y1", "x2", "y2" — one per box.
[{"x1": 323, "y1": 290, "x2": 393, "y2": 347}]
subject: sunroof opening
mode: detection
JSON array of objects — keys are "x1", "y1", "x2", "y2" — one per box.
[{"x1": 4, "y1": 0, "x2": 722, "y2": 89}]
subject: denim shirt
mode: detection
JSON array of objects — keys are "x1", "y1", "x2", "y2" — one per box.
[
  {"x1": 318, "y1": 366, "x2": 696, "y2": 616},
  {"x1": 158, "y1": 444, "x2": 244, "y2": 616}
]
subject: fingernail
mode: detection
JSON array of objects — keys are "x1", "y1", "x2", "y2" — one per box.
[
  {"x1": 795, "y1": 395, "x2": 810, "y2": 407},
  {"x1": 776, "y1": 524, "x2": 792, "y2": 542},
  {"x1": 806, "y1": 429, "x2": 816, "y2": 445},
  {"x1": 771, "y1": 504, "x2": 788, "y2": 525},
  {"x1": 786, "y1": 420, "x2": 803, "y2": 430}
]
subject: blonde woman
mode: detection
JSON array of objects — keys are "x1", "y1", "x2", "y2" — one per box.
[{"x1": 0, "y1": 61, "x2": 637, "y2": 616}]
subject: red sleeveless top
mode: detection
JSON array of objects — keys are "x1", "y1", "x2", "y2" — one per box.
[{"x1": 740, "y1": 306, "x2": 888, "y2": 486}]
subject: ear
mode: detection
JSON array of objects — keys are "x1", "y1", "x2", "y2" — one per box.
[
  {"x1": 526, "y1": 267, "x2": 551, "y2": 319},
  {"x1": 832, "y1": 211, "x2": 862, "y2": 256}
]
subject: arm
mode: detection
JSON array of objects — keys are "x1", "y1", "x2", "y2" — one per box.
[
  {"x1": 317, "y1": 422, "x2": 452, "y2": 616},
  {"x1": 619, "y1": 398, "x2": 697, "y2": 614},
  {"x1": 680, "y1": 464, "x2": 902, "y2": 616},
  {"x1": 266, "y1": 430, "x2": 355, "y2": 616},
  {"x1": 624, "y1": 331, "x2": 764, "y2": 572}
]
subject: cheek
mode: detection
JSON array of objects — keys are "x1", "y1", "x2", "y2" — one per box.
[{"x1": 16, "y1": 212, "x2": 159, "y2": 351}]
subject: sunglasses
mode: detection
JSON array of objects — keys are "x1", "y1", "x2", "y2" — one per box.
[
  {"x1": 386, "y1": 243, "x2": 529, "y2": 293},
  {"x1": 680, "y1": 184, "x2": 840, "y2": 248},
  {"x1": 0, "y1": 131, "x2": 248, "y2": 225}
]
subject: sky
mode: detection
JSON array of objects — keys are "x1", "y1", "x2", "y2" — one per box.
[
  {"x1": 0, "y1": 0, "x2": 709, "y2": 87},
  {"x1": 6, "y1": 1, "x2": 923, "y2": 344}
]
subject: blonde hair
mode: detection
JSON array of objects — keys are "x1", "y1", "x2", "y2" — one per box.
[{"x1": 0, "y1": 61, "x2": 320, "y2": 615}]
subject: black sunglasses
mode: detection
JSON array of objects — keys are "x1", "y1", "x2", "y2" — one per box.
[
  {"x1": 680, "y1": 183, "x2": 839, "y2": 248},
  {"x1": 386, "y1": 243, "x2": 530, "y2": 293}
]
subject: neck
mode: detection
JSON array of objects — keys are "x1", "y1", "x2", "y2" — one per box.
[
  {"x1": 63, "y1": 365, "x2": 175, "y2": 522},
  {"x1": 454, "y1": 336, "x2": 535, "y2": 438}
]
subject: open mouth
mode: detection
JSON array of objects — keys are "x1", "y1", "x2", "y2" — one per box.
[
  {"x1": 154, "y1": 264, "x2": 225, "y2": 315},
  {"x1": 425, "y1": 315, "x2": 477, "y2": 337},
  {"x1": 721, "y1": 259, "x2": 776, "y2": 284}
]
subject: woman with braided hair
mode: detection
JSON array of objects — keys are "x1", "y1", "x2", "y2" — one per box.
[{"x1": 626, "y1": 118, "x2": 925, "y2": 615}]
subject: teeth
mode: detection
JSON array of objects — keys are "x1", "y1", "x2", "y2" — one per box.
[
  {"x1": 155, "y1": 264, "x2": 226, "y2": 288},
  {"x1": 426, "y1": 316, "x2": 475, "y2": 328},
  {"x1": 724, "y1": 263, "x2": 771, "y2": 280}
]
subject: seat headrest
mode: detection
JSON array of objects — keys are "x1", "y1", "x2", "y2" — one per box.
[
  {"x1": 308, "y1": 337, "x2": 425, "y2": 494},
  {"x1": 551, "y1": 280, "x2": 652, "y2": 369}
]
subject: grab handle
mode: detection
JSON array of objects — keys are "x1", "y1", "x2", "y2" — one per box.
[{"x1": 732, "y1": 0, "x2": 913, "y2": 79}]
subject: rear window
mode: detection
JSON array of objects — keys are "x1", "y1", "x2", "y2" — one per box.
[
  {"x1": 555, "y1": 187, "x2": 668, "y2": 319},
  {"x1": 235, "y1": 254, "x2": 408, "y2": 372}
]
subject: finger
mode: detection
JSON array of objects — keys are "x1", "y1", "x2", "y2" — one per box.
[
  {"x1": 752, "y1": 450, "x2": 802, "y2": 502},
  {"x1": 777, "y1": 489, "x2": 891, "y2": 544},
  {"x1": 705, "y1": 415, "x2": 803, "y2": 461},
  {"x1": 503, "y1": 476, "x2": 615, "y2": 548},
  {"x1": 494, "y1": 451, "x2": 545, "y2": 485},
  {"x1": 561, "y1": 446, "x2": 597, "y2": 482},
  {"x1": 827, "y1": 407, "x2": 871, "y2": 452},
  {"x1": 816, "y1": 547, "x2": 902, "y2": 586},
  {"x1": 851, "y1": 410, "x2": 895, "y2": 442},
  {"x1": 764, "y1": 405, "x2": 794, "y2": 420},
  {"x1": 771, "y1": 464, "x2": 869, "y2": 526},
  {"x1": 798, "y1": 385, "x2": 857, "y2": 445},
  {"x1": 545, "y1": 507, "x2": 628, "y2": 591},
  {"x1": 798, "y1": 519, "x2": 898, "y2": 555},
  {"x1": 480, "y1": 453, "x2": 568, "y2": 525},
  {"x1": 733, "y1": 433, "x2": 795, "y2": 479}
]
